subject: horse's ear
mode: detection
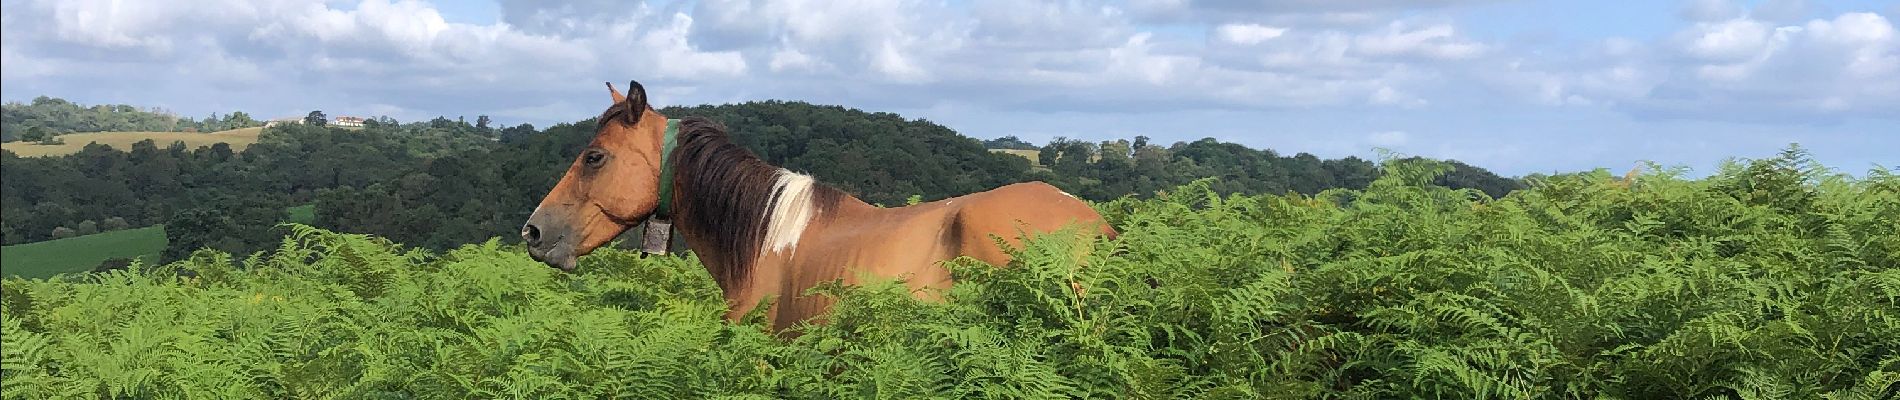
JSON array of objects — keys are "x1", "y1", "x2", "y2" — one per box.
[
  {"x1": 623, "y1": 80, "x2": 648, "y2": 125},
  {"x1": 606, "y1": 81, "x2": 626, "y2": 104}
]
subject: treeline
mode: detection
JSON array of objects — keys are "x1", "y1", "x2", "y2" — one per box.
[
  {"x1": 2, "y1": 100, "x2": 1523, "y2": 263},
  {"x1": 0, "y1": 96, "x2": 265, "y2": 142},
  {"x1": 1031, "y1": 137, "x2": 1519, "y2": 200},
  {"x1": 0, "y1": 120, "x2": 498, "y2": 250}
]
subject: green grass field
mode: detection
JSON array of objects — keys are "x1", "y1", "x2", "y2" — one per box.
[
  {"x1": 0, "y1": 205, "x2": 316, "y2": 279},
  {"x1": 0, "y1": 127, "x2": 265, "y2": 157},
  {"x1": 0, "y1": 225, "x2": 166, "y2": 279}
]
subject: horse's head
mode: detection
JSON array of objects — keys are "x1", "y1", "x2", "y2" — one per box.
[{"x1": 522, "y1": 80, "x2": 669, "y2": 271}]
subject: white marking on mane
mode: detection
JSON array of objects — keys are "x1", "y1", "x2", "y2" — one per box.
[{"x1": 761, "y1": 170, "x2": 816, "y2": 258}]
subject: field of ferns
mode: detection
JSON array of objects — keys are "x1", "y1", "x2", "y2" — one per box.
[{"x1": 3, "y1": 151, "x2": 1897, "y2": 399}]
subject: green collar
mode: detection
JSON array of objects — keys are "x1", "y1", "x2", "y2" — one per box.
[{"x1": 655, "y1": 119, "x2": 681, "y2": 218}]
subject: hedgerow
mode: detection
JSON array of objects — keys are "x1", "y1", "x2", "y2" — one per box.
[{"x1": 4, "y1": 149, "x2": 1896, "y2": 399}]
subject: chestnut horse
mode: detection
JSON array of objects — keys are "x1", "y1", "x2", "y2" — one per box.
[{"x1": 522, "y1": 80, "x2": 1114, "y2": 330}]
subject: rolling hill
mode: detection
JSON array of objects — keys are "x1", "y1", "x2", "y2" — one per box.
[
  {"x1": 0, "y1": 225, "x2": 166, "y2": 279},
  {"x1": 1, "y1": 127, "x2": 264, "y2": 157}
]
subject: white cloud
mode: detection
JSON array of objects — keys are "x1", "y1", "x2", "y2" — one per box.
[
  {"x1": 1679, "y1": 18, "x2": 1777, "y2": 61},
  {"x1": 637, "y1": 13, "x2": 749, "y2": 80},
  {"x1": 768, "y1": 46, "x2": 827, "y2": 73},
  {"x1": 1635, "y1": 11, "x2": 1900, "y2": 120},
  {"x1": 1215, "y1": 24, "x2": 1287, "y2": 45},
  {"x1": 1476, "y1": 6, "x2": 1898, "y2": 123},
  {"x1": 1353, "y1": 21, "x2": 1485, "y2": 60},
  {"x1": 1, "y1": 0, "x2": 1893, "y2": 131}
]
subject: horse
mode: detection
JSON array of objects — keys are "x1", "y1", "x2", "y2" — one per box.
[{"x1": 521, "y1": 80, "x2": 1116, "y2": 330}]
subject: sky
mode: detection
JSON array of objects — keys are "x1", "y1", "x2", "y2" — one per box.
[{"x1": 2, "y1": 0, "x2": 1896, "y2": 176}]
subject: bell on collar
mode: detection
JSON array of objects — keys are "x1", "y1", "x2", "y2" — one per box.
[{"x1": 641, "y1": 217, "x2": 673, "y2": 255}]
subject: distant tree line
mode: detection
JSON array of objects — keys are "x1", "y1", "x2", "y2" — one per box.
[
  {"x1": 0, "y1": 118, "x2": 499, "y2": 256},
  {"x1": 2, "y1": 100, "x2": 1522, "y2": 264},
  {"x1": 982, "y1": 135, "x2": 1038, "y2": 150},
  {"x1": 1, "y1": 96, "x2": 264, "y2": 142},
  {"x1": 1028, "y1": 136, "x2": 1519, "y2": 200}
]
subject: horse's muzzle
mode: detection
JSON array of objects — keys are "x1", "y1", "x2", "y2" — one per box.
[{"x1": 522, "y1": 213, "x2": 579, "y2": 272}]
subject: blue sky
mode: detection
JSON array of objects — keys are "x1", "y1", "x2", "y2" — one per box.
[{"x1": 3, "y1": 0, "x2": 1895, "y2": 176}]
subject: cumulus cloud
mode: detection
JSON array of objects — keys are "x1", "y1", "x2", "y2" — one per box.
[
  {"x1": 1352, "y1": 21, "x2": 1485, "y2": 60},
  {"x1": 1, "y1": 0, "x2": 1893, "y2": 130},
  {"x1": 1128, "y1": 0, "x2": 1499, "y2": 24},
  {"x1": 1625, "y1": 11, "x2": 1900, "y2": 121},
  {"x1": 1215, "y1": 24, "x2": 1287, "y2": 45},
  {"x1": 1458, "y1": 3, "x2": 1897, "y2": 124}
]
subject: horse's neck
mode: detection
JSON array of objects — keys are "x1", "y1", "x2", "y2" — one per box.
[{"x1": 674, "y1": 164, "x2": 864, "y2": 293}]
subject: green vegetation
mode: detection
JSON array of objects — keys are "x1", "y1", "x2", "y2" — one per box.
[
  {"x1": 990, "y1": 148, "x2": 1044, "y2": 168},
  {"x1": 1, "y1": 120, "x2": 494, "y2": 249},
  {"x1": 3, "y1": 154, "x2": 1893, "y2": 398},
  {"x1": 0, "y1": 127, "x2": 264, "y2": 158},
  {"x1": 0, "y1": 226, "x2": 165, "y2": 279},
  {"x1": 983, "y1": 135, "x2": 1039, "y2": 150},
  {"x1": 284, "y1": 204, "x2": 316, "y2": 225},
  {"x1": 1, "y1": 96, "x2": 262, "y2": 143}
]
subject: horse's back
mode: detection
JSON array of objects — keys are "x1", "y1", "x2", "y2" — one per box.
[
  {"x1": 948, "y1": 181, "x2": 1113, "y2": 266},
  {"x1": 761, "y1": 181, "x2": 1110, "y2": 329}
]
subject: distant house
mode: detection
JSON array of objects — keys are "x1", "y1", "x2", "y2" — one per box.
[
  {"x1": 332, "y1": 116, "x2": 366, "y2": 128},
  {"x1": 264, "y1": 117, "x2": 302, "y2": 128}
]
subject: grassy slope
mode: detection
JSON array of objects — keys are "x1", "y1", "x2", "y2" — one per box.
[
  {"x1": 988, "y1": 149, "x2": 1049, "y2": 173},
  {"x1": 0, "y1": 205, "x2": 316, "y2": 278},
  {"x1": 0, "y1": 226, "x2": 166, "y2": 279},
  {"x1": 987, "y1": 149, "x2": 1040, "y2": 165},
  {"x1": 1, "y1": 127, "x2": 265, "y2": 157}
]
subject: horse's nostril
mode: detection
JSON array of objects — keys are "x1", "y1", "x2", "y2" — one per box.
[{"x1": 522, "y1": 224, "x2": 542, "y2": 245}]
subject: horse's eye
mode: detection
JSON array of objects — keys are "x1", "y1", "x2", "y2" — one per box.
[{"x1": 584, "y1": 150, "x2": 607, "y2": 167}]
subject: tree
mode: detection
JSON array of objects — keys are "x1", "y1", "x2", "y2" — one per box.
[
  {"x1": 21, "y1": 126, "x2": 48, "y2": 142},
  {"x1": 51, "y1": 226, "x2": 75, "y2": 239},
  {"x1": 476, "y1": 115, "x2": 492, "y2": 131},
  {"x1": 983, "y1": 135, "x2": 1037, "y2": 150},
  {"x1": 74, "y1": 220, "x2": 99, "y2": 235},
  {"x1": 306, "y1": 110, "x2": 328, "y2": 126},
  {"x1": 499, "y1": 123, "x2": 537, "y2": 142},
  {"x1": 102, "y1": 216, "x2": 130, "y2": 231},
  {"x1": 226, "y1": 111, "x2": 258, "y2": 128}
]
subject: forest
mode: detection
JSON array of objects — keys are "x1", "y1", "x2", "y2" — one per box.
[{"x1": 1, "y1": 99, "x2": 1520, "y2": 263}]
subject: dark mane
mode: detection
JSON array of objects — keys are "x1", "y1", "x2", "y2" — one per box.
[{"x1": 668, "y1": 117, "x2": 844, "y2": 292}]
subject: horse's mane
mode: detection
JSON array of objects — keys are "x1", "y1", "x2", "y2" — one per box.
[{"x1": 668, "y1": 117, "x2": 844, "y2": 291}]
